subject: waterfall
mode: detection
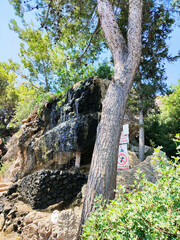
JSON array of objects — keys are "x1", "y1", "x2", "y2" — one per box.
[{"x1": 75, "y1": 99, "x2": 79, "y2": 117}]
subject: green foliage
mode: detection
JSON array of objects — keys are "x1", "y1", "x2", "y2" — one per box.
[
  {"x1": 145, "y1": 113, "x2": 176, "y2": 157},
  {"x1": 35, "y1": 92, "x2": 56, "y2": 114},
  {"x1": 55, "y1": 63, "x2": 97, "y2": 91},
  {"x1": 9, "y1": 21, "x2": 65, "y2": 92},
  {"x1": 145, "y1": 82, "x2": 180, "y2": 157},
  {"x1": 126, "y1": 0, "x2": 178, "y2": 127},
  {"x1": 9, "y1": 0, "x2": 106, "y2": 93},
  {"x1": 0, "y1": 157, "x2": 16, "y2": 176},
  {"x1": 0, "y1": 62, "x2": 19, "y2": 128},
  {"x1": 94, "y1": 61, "x2": 113, "y2": 80},
  {"x1": 0, "y1": 161, "x2": 11, "y2": 176},
  {"x1": 10, "y1": 19, "x2": 102, "y2": 92},
  {"x1": 82, "y1": 146, "x2": 180, "y2": 239},
  {"x1": 0, "y1": 61, "x2": 46, "y2": 128},
  {"x1": 160, "y1": 81, "x2": 180, "y2": 125},
  {"x1": 9, "y1": 0, "x2": 104, "y2": 62},
  {"x1": 9, "y1": 82, "x2": 41, "y2": 127}
]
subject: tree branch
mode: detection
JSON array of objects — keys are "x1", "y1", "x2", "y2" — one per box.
[
  {"x1": 78, "y1": 18, "x2": 101, "y2": 59},
  {"x1": 127, "y1": 0, "x2": 142, "y2": 69},
  {"x1": 141, "y1": 215, "x2": 178, "y2": 237},
  {"x1": 41, "y1": 0, "x2": 53, "y2": 28},
  {"x1": 124, "y1": 195, "x2": 178, "y2": 237},
  {"x1": 97, "y1": 0, "x2": 128, "y2": 66}
]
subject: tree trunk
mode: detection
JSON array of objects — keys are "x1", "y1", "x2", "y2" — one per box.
[
  {"x1": 79, "y1": 0, "x2": 142, "y2": 236},
  {"x1": 75, "y1": 152, "x2": 81, "y2": 172},
  {"x1": 80, "y1": 74, "x2": 133, "y2": 225},
  {"x1": 139, "y1": 107, "x2": 145, "y2": 161}
]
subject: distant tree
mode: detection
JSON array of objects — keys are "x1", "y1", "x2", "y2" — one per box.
[
  {"x1": 161, "y1": 81, "x2": 180, "y2": 125},
  {"x1": 10, "y1": 22, "x2": 65, "y2": 92},
  {"x1": 138, "y1": 1, "x2": 178, "y2": 161},
  {"x1": 95, "y1": 61, "x2": 113, "y2": 80}
]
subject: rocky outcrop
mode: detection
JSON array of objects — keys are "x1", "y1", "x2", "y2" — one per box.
[
  {"x1": 19, "y1": 185, "x2": 87, "y2": 240},
  {"x1": 3, "y1": 77, "x2": 110, "y2": 181},
  {"x1": 21, "y1": 209, "x2": 81, "y2": 240},
  {"x1": 0, "y1": 199, "x2": 29, "y2": 235},
  {"x1": 0, "y1": 184, "x2": 87, "y2": 240}
]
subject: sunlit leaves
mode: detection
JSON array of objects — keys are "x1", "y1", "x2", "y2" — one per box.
[
  {"x1": 0, "y1": 62, "x2": 19, "y2": 127},
  {"x1": 144, "y1": 82, "x2": 180, "y2": 157}
]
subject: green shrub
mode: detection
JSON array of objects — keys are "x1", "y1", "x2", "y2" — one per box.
[{"x1": 82, "y1": 143, "x2": 180, "y2": 239}]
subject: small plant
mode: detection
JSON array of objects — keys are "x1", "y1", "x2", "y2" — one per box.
[
  {"x1": 0, "y1": 161, "x2": 11, "y2": 176},
  {"x1": 0, "y1": 157, "x2": 16, "y2": 178},
  {"x1": 82, "y1": 143, "x2": 180, "y2": 239}
]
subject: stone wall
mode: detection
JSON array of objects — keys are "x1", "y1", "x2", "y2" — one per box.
[{"x1": 17, "y1": 170, "x2": 87, "y2": 209}]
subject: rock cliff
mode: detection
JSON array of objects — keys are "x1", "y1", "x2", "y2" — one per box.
[{"x1": 3, "y1": 77, "x2": 110, "y2": 181}]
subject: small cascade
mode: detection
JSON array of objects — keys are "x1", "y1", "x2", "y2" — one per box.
[
  {"x1": 58, "y1": 151, "x2": 62, "y2": 165},
  {"x1": 74, "y1": 99, "x2": 79, "y2": 117},
  {"x1": 60, "y1": 108, "x2": 65, "y2": 123},
  {"x1": 67, "y1": 90, "x2": 72, "y2": 103},
  {"x1": 50, "y1": 103, "x2": 58, "y2": 128}
]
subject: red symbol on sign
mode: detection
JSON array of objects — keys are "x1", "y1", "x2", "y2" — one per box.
[{"x1": 118, "y1": 154, "x2": 127, "y2": 165}]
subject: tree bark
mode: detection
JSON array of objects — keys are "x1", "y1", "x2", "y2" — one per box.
[
  {"x1": 79, "y1": 0, "x2": 142, "y2": 236},
  {"x1": 139, "y1": 107, "x2": 145, "y2": 161}
]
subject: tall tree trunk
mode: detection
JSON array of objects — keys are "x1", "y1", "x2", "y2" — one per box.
[
  {"x1": 138, "y1": 80, "x2": 145, "y2": 162},
  {"x1": 139, "y1": 106, "x2": 145, "y2": 161},
  {"x1": 79, "y1": 0, "x2": 142, "y2": 236}
]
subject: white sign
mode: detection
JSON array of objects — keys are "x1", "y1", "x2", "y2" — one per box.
[
  {"x1": 123, "y1": 124, "x2": 129, "y2": 135},
  {"x1": 117, "y1": 144, "x2": 129, "y2": 170},
  {"x1": 120, "y1": 124, "x2": 129, "y2": 144},
  {"x1": 120, "y1": 133, "x2": 129, "y2": 144}
]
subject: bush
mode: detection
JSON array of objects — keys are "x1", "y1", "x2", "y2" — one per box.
[{"x1": 82, "y1": 142, "x2": 180, "y2": 239}]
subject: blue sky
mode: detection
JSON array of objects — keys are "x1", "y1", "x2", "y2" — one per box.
[{"x1": 0, "y1": 0, "x2": 179, "y2": 87}]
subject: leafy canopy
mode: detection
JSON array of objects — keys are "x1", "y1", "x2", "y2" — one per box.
[
  {"x1": 128, "y1": 0, "x2": 176, "y2": 115},
  {"x1": 9, "y1": 1, "x2": 105, "y2": 92},
  {"x1": 9, "y1": 0, "x2": 104, "y2": 69}
]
